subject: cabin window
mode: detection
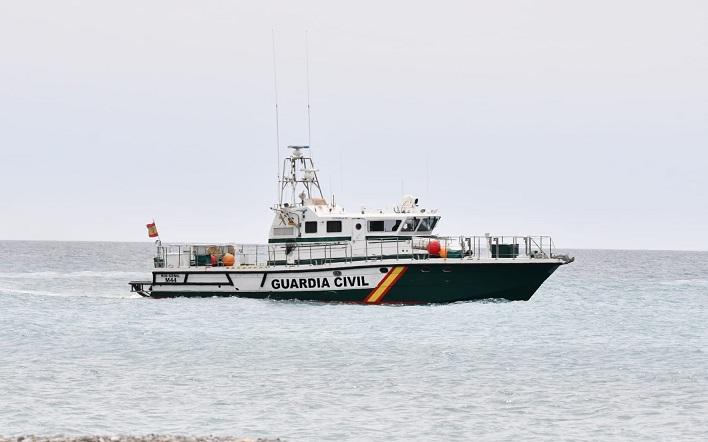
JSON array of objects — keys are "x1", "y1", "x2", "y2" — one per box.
[
  {"x1": 401, "y1": 218, "x2": 420, "y2": 232},
  {"x1": 327, "y1": 220, "x2": 342, "y2": 233},
  {"x1": 417, "y1": 217, "x2": 432, "y2": 231},
  {"x1": 368, "y1": 220, "x2": 384, "y2": 232},
  {"x1": 417, "y1": 217, "x2": 439, "y2": 232},
  {"x1": 368, "y1": 219, "x2": 402, "y2": 232},
  {"x1": 305, "y1": 221, "x2": 317, "y2": 234}
]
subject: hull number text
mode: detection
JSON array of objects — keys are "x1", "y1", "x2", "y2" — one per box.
[{"x1": 161, "y1": 274, "x2": 180, "y2": 283}]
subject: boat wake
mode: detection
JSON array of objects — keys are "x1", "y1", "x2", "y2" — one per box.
[
  {"x1": 0, "y1": 285, "x2": 66, "y2": 297},
  {"x1": 0, "y1": 271, "x2": 149, "y2": 279},
  {"x1": 0, "y1": 271, "x2": 149, "y2": 299},
  {"x1": 0, "y1": 284, "x2": 143, "y2": 299}
]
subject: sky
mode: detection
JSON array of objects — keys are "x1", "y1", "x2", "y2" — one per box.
[{"x1": 1, "y1": 0, "x2": 706, "y2": 250}]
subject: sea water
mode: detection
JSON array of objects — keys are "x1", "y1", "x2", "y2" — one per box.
[{"x1": 0, "y1": 241, "x2": 706, "y2": 440}]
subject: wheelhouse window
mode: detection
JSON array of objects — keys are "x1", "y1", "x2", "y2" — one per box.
[
  {"x1": 326, "y1": 220, "x2": 342, "y2": 233},
  {"x1": 400, "y1": 218, "x2": 420, "y2": 232},
  {"x1": 368, "y1": 219, "x2": 402, "y2": 232},
  {"x1": 305, "y1": 221, "x2": 317, "y2": 234},
  {"x1": 417, "y1": 217, "x2": 439, "y2": 232}
]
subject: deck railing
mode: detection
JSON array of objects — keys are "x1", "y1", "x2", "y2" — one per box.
[{"x1": 153, "y1": 235, "x2": 559, "y2": 269}]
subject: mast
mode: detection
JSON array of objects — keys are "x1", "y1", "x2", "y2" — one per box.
[{"x1": 278, "y1": 145, "x2": 325, "y2": 208}]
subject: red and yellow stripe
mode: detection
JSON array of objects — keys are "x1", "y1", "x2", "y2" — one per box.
[{"x1": 364, "y1": 266, "x2": 407, "y2": 304}]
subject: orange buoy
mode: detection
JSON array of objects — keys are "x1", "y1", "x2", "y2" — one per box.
[
  {"x1": 222, "y1": 253, "x2": 235, "y2": 267},
  {"x1": 427, "y1": 240, "x2": 441, "y2": 256},
  {"x1": 439, "y1": 247, "x2": 448, "y2": 258}
]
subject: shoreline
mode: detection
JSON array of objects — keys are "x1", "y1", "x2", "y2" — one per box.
[{"x1": 0, "y1": 437, "x2": 282, "y2": 442}]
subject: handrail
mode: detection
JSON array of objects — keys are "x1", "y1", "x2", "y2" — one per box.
[{"x1": 153, "y1": 234, "x2": 562, "y2": 269}]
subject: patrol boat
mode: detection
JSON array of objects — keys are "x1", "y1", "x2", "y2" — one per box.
[{"x1": 129, "y1": 145, "x2": 573, "y2": 303}]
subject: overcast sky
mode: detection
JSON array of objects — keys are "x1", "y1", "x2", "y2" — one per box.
[{"x1": 1, "y1": 0, "x2": 706, "y2": 250}]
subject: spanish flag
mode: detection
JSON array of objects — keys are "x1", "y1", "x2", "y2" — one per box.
[{"x1": 146, "y1": 221, "x2": 159, "y2": 238}]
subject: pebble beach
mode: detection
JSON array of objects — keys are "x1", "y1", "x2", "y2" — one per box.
[{"x1": 0, "y1": 437, "x2": 281, "y2": 442}]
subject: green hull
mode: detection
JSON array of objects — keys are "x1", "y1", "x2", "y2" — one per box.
[{"x1": 146, "y1": 262, "x2": 561, "y2": 303}]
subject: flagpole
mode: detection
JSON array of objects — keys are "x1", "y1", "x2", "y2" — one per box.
[{"x1": 154, "y1": 218, "x2": 161, "y2": 246}]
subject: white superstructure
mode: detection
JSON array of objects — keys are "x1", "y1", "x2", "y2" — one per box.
[{"x1": 268, "y1": 145, "x2": 440, "y2": 263}]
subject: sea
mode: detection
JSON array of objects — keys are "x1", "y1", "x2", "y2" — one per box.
[{"x1": 0, "y1": 241, "x2": 706, "y2": 441}]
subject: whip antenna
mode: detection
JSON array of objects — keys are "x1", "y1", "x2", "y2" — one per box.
[
  {"x1": 272, "y1": 29, "x2": 281, "y2": 191},
  {"x1": 305, "y1": 30, "x2": 312, "y2": 147}
]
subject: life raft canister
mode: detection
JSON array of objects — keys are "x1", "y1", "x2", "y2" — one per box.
[{"x1": 210, "y1": 254, "x2": 218, "y2": 266}]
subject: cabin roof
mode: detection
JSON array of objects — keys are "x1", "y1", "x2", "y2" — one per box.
[{"x1": 303, "y1": 205, "x2": 438, "y2": 219}]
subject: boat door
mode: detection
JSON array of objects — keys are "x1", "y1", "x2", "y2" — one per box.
[{"x1": 351, "y1": 218, "x2": 366, "y2": 243}]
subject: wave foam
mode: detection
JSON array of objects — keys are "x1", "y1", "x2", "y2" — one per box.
[{"x1": 0, "y1": 271, "x2": 149, "y2": 279}]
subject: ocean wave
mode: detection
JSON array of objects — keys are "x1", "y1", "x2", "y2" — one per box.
[
  {"x1": 0, "y1": 271, "x2": 149, "y2": 279},
  {"x1": 659, "y1": 279, "x2": 708, "y2": 287}
]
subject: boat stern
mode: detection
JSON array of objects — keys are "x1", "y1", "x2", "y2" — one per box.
[{"x1": 129, "y1": 280, "x2": 153, "y2": 297}]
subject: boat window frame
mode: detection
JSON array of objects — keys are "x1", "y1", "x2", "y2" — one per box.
[
  {"x1": 368, "y1": 219, "x2": 403, "y2": 233},
  {"x1": 368, "y1": 220, "x2": 385, "y2": 232},
  {"x1": 416, "y1": 217, "x2": 438, "y2": 232},
  {"x1": 304, "y1": 221, "x2": 318, "y2": 234},
  {"x1": 400, "y1": 217, "x2": 420, "y2": 232},
  {"x1": 326, "y1": 220, "x2": 343, "y2": 233}
]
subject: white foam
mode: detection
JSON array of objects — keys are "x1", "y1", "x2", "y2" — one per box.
[
  {"x1": 0, "y1": 285, "x2": 73, "y2": 297},
  {"x1": 0, "y1": 284, "x2": 136, "y2": 298},
  {"x1": 0, "y1": 271, "x2": 149, "y2": 279}
]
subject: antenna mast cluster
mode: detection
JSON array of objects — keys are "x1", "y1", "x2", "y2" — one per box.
[{"x1": 271, "y1": 30, "x2": 318, "y2": 207}]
